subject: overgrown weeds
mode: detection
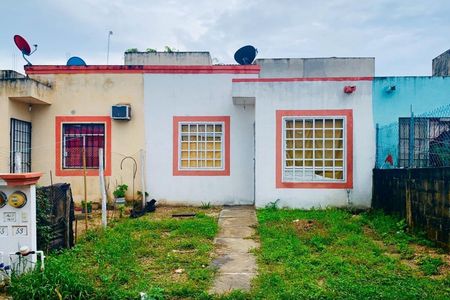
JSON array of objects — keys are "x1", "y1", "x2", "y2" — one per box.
[
  {"x1": 250, "y1": 208, "x2": 450, "y2": 299},
  {"x1": 8, "y1": 208, "x2": 218, "y2": 300}
]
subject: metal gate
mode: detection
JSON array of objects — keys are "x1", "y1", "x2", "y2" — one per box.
[{"x1": 10, "y1": 118, "x2": 32, "y2": 173}]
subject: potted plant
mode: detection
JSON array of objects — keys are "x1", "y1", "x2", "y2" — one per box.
[{"x1": 113, "y1": 184, "x2": 128, "y2": 205}]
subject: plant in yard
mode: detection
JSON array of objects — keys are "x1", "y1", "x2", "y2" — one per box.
[
  {"x1": 36, "y1": 188, "x2": 53, "y2": 252},
  {"x1": 417, "y1": 255, "x2": 445, "y2": 275},
  {"x1": 265, "y1": 198, "x2": 280, "y2": 210},
  {"x1": 113, "y1": 184, "x2": 128, "y2": 204},
  {"x1": 200, "y1": 201, "x2": 211, "y2": 209},
  {"x1": 81, "y1": 200, "x2": 92, "y2": 213},
  {"x1": 0, "y1": 263, "x2": 11, "y2": 292},
  {"x1": 396, "y1": 218, "x2": 408, "y2": 232},
  {"x1": 118, "y1": 205, "x2": 125, "y2": 218}
]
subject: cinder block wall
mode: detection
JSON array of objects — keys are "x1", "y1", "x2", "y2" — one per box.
[{"x1": 373, "y1": 167, "x2": 450, "y2": 249}]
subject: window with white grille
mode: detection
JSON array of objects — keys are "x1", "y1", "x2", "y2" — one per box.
[
  {"x1": 62, "y1": 123, "x2": 105, "y2": 169},
  {"x1": 283, "y1": 116, "x2": 346, "y2": 182},
  {"x1": 179, "y1": 123, "x2": 224, "y2": 170}
]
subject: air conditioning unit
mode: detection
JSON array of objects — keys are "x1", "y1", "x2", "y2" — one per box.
[{"x1": 111, "y1": 105, "x2": 131, "y2": 120}]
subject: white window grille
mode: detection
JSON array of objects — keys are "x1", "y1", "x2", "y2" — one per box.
[
  {"x1": 283, "y1": 116, "x2": 346, "y2": 182},
  {"x1": 179, "y1": 122, "x2": 224, "y2": 170}
]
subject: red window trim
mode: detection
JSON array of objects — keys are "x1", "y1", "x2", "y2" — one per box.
[
  {"x1": 275, "y1": 109, "x2": 353, "y2": 189},
  {"x1": 173, "y1": 116, "x2": 230, "y2": 176},
  {"x1": 55, "y1": 116, "x2": 112, "y2": 176}
]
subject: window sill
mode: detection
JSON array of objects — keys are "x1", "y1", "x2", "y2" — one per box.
[
  {"x1": 174, "y1": 169, "x2": 230, "y2": 176},
  {"x1": 55, "y1": 169, "x2": 108, "y2": 177},
  {"x1": 277, "y1": 181, "x2": 353, "y2": 189}
]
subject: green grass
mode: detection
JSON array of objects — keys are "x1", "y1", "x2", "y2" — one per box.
[
  {"x1": 7, "y1": 207, "x2": 449, "y2": 299},
  {"x1": 8, "y1": 212, "x2": 218, "y2": 300},
  {"x1": 249, "y1": 208, "x2": 450, "y2": 300},
  {"x1": 418, "y1": 256, "x2": 445, "y2": 276}
]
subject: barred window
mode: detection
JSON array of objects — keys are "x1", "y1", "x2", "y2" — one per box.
[
  {"x1": 62, "y1": 123, "x2": 105, "y2": 169},
  {"x1": 179, "y1": 123, "x2": 224, "y2": 169},
  {"x1": 283, "y1": 117, "x2": 346, "y2": 182}
]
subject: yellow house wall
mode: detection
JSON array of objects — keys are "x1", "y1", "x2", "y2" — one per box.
[
  {"x1": 0, "y1": 93, "x2": 10, "y2": 172},
  {"x1": 0, "y1": 82, "x2": 32, "y2": 173},
  {"x1": 28, "y1": 73, "x2": 145, "y2": 203}
]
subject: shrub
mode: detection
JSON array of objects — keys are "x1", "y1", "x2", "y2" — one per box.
[
  {"x1": 113, "y1": 184, "x2": 128, "y2": 198},
  {"x1": 36, "y1": 188, "x2": 53, "y2": 252}
]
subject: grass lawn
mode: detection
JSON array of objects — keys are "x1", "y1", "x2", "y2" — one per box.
[
  {"x1": 247, "y1": 208, "x2": 450, "y2": 300},
  {"x1": 6, "y1": 206, "x2": 449, "y2": 300},
  {"x1": 8, "y1": 207, "x2": 220, "y2": 300}
]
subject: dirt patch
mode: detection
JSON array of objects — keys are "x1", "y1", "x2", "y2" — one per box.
[
  {"x1": 0, "y1": 293, "x2": 11, "y2": 300},
  {"x1": 73, "y1": 205, "x2": 222, "y2": 242},
  {"x1": 411, "y1": 244, "x2": 450, "y2": 278},
  {"x1": 363, "y1": 226, "x2": 450, "y2": 277},
  {"x1": 292, "y1": 219, "x2": 322, "y2": 234},
  {"x1": 317, "y1": 277, "x2": 326, "y2": 287}
]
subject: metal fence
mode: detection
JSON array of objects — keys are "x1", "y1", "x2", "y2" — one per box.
[{"x1": 376, "y1": 104, "x2": 450, "y2": 168}]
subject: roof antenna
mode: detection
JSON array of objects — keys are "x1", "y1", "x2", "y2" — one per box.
[
  {"x1": 13, "y1": 35, "x2": 37, "y2": 66},
  {"x1": 107, "y1": 30, "x2": 113, "y2": 65}
]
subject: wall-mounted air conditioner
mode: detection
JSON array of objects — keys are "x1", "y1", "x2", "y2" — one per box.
[{"x1": 111, "y1": 105, "x2": 131, "y2": 120}]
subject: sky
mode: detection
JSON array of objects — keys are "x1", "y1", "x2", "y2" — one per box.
[{"x1": 1, "y1": 0, "x2": 449, "y2": 76}]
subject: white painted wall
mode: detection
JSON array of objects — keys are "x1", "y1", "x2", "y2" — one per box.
[
  {"x1": 247, "y1": 80, "x2": 375, "y2": 209},
  {"x1": 0, "y1": 185, "x2": 37, "y2": 264},
  {"x1": 144, "y1": 73, "x2": 257, "y2": 205}
]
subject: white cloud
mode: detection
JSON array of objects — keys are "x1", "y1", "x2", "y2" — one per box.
[{"x1": 0, "y1": 0, "x2": 449, "y2": 75}]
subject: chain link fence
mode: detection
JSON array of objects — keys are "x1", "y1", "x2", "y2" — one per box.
[{"x1": 376, "y1": 104, "x2": 450, "y2": 168}]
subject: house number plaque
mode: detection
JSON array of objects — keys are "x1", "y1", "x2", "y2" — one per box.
[{"x1": 12, "y1": 226, "x2": 28, "y2": 236}]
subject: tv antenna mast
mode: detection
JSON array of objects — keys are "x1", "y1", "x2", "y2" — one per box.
[{"x1": 107, "y1": 30, "x2": 113, "y2": 64}]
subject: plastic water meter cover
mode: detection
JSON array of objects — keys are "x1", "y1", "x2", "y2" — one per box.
[
  {"x1": 8, "y1": 191, "x2": 27, "y2": 208},
  {"x1": 0, "y1": 191, "x2": 6, "y2": 208}
]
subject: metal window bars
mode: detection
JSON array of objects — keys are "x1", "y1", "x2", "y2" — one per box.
[{"x1": 375, "y1": 104, "x2": 450, "y2": 168}]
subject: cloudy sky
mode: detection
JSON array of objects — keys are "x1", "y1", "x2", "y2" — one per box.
[{"x1": 1, "y1": 0, "x2": 449, "y2": 75}]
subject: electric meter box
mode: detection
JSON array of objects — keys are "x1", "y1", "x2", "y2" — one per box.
[{"x1": 0, "y1": 173, "x2": 41, "y2": 266}]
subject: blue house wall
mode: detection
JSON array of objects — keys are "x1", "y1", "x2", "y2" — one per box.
[{"x1": 373, "y1": 76, "x2": 450, "y2": 167}]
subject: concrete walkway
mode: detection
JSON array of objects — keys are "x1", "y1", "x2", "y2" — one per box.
[{"x1": 210, "y1": 205, "x2": 259, "y2": 294}]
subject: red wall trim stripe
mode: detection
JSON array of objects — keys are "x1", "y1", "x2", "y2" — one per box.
[
  {"x1": 233, "y1": 77, "x2": 373, "y2": 83},
  {"x1": 25, "y1": 65, "x2": 260, "y2": 75},
  {"x1": 275, "y1": 109, "x2": 353, "y2": 189},
  {"x1": 55, "y1": 116, "x2": 112, "y2": 177},
  {"x1": 173, "y1": 116, "x2": 231, "y2": 176}
]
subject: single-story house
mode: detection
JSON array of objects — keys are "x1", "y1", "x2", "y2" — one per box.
[{"x1": 0, "y1": 50, "x2": 448, "y2": 208}]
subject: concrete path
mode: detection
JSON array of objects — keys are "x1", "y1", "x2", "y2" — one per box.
[{"x1": 210, "y1": 205, "x2": 259, "y2": 294}]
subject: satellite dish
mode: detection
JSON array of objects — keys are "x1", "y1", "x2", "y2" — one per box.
[
  {"x1": 13, "y1": 34, "x2": 37, "y2": 65},
  {"x1": 234, "y1": 45, "x2": 258, "y2": 65},
  {"x1": 67, "y1": 56, "x2": 87, "y2": 66}
]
